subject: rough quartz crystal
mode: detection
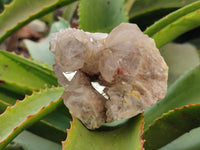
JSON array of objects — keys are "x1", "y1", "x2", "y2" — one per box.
[
  {"x1": 62, "y1": 71, "x2": 106, "y2": 129},
  {"x1": 50, "y1": 23, "x2": 168, "y2": 129}
]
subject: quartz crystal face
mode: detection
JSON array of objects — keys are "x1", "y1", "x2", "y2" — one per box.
[{"x1": 50, "y1": 23, "x2": 168, "y2": 129}]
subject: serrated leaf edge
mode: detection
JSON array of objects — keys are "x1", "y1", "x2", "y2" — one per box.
[
  {"x1": 144, "y1": 1, "x2": 200, "y2": 37},
  {"x1": 62, "y1": 115, "x2": 145, "y2": 150},
  {"x1": 61, "y1": 115, "x2": 75, "y2": 150},
  {"x1": 0, "y1": 0, "x2": 76, "y2": 43},
  {"x1": 0, "y1": 86, "x2": 63, "y2": 148},
  {"x1": 145, "y1": 103, "x2": 200, "y2": 131}
]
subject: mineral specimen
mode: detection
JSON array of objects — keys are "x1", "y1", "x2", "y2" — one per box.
[
  {"x1": 62, "y1": 71, "x2": 106, "y2": 129},
  {"x1": 50, "y1": 23, "x2": 168, "y2": 129}
]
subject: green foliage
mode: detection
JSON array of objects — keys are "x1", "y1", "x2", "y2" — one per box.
[
  {"x1": 0, "y1": 50, "x2": 57, "y2": 95},
  {"x1": 79, "y1": 0, "x2": 128, "y2": 33},
  {"x1": 129, "y1": 0, "x2": 198, "y2": 30},
  {"x1": 5, "y1": 130, "x2": 61, "y2": 150},
  {"x1": 129, "y1": 0, "x2": 198, "y2": 18},
  {"x1": 160, "y1": 43, "x2": 200, "y2": 86},
  {"x1": 62, "y1": 115, "x2": 144, "y2": 150},
  {"x1": 144, "y1": 1, "x2": 200, "y2": 48},
  {"x1": 144, "y1": 65, "x2": 200, "y2": 129},
  {"x1": 160, "y1": 127, "x2": 200, "y2": 150},
  {"x1": 0, "y1": 88, "x2": 23, "y2": 105},
  {"x1": 0, "y1": 0, "x2": 76, "y2": 43},
  {"x1": 0, "y1": 51, "x2": 71, "y2": 143},
  {"x1": 63, "y1": 1, "x2": 79, "y2": 22},
  {"x1": 0, "y1": 87, "x2": 64, "y2": 149},
  {"x1": 0, "y1": 0, "x2": 12, "y2": 13},
  {"x1": 144, "y1": 104, "x2": 200, "y2": 150}
]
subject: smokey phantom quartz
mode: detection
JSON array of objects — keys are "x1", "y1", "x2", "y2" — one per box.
[{"x1": 50, "y1": 23, "x2": 168, "y2": 130}]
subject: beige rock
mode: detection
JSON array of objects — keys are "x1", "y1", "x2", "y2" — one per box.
[
  {"x1": 99, "y1": 23, "x2": 168, "y2": 122},
  {"x1": 62, "y1": 71, "x2": 106, "y2": 129},
  {"x1": 53, "y1": 64, "x2": 69, "y2": 88},
  {"x1": 50, "y1": 23, "x2": 168, "y2": 129},
  {"x1": 50, "y1": 28, "x2": 107, "y2": 75}
]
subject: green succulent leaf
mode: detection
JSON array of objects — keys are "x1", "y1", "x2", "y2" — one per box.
[
  {"x1": 24, "y1": 17, "x2": 70, "y2": 66},
  {"x1": 160, "y1": 127, "x2": 200, "y2": 150},
  {"x1": 143, "y1": 104, "x2": 200, "y2": 150},
  {"x1": 160, "y1": 42, "x2": 200, "y2": 87},
  {"x1": 0, "y1": 0, "x2": 12, "y2": 13},
  {"x1": 0, "y1": 100, "x2": 9, "y2": 114},
  {"x1": 124, "y1": 0, "x2": 136, "y2": 14},
  {"x1": 0, "y1": 88, "x2": 23, "y2": 106},
  {"x1": 144, "y1": 1, "x2": 200, "y2": 48},
  {"x1": 0, "y1": 0, "x2": 76, "y2": 43},
  {"x1": 0, "y1": 50, "x2": 57, "y2": 95},
  {"x1": 144, "y1": 65, "x2": 200, "y2": 129},
  {"x1": 63, "y1": 1, "x2": 79, "y2": 22},
  {"x1": 0, "y1": 89, "x2": 71, "y2": 144},
  {"x1": 79, "y1": 0, "x2": 128, "y2": 33},
  {"x1": 0, "y1": 87, "x2": 64, "y2": 149},
  {"x1": 0, "y1": 50, "x2": 72, "y2": 143},
  {"x1": 4, "y1": 130, "x2": 61, "y2": 150},
  {"x1": 129, "y1": 0, "x2": 198, "y2": 30},
  {"x1": 62, "y1": 115, "x2": 144, "y2": 150}
]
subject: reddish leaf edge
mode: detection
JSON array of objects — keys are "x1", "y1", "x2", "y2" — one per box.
[
  {"x1": 62, "y1": 114, "x2": 145, "y2": 150},
  {"x1": 145, "y1": 103, "x2": 200, "y2": 131},
  {"x1": 142, "y1": 103, "x2": 200, "y2": 150},
  {"x1": 0, "y1": 86, "x2": 64, "y2": 149},
  {"x1": 140, "y1": 115, "x2": 145, "y2": 150}
]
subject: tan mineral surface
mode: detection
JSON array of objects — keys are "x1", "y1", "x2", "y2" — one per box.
[{"x1": 50, "y1": 23, "x2": 168, "y2": 129}]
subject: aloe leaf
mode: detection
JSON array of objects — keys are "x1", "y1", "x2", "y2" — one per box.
[
  {"x1": 144, "y1": 1, "x2": 200, "y2": 36},
  {"x1": 124, "y1": 0, "x2": 135, "y2": 14},
  {"x1": 144, "y1": 65, "x2": 200, "y2": 129},
  {"x1": 62, "y1": 115, "x2": 144, "y2": 150},
  {"x1": 160, "y1": 127, "x2": 200, "y2": 150},
  {"x1": 0, "y1": 100, "x2": 9, "y2": 114},
  {"x1": 24, "y1": 18, "x2": 69, "y2": 65},
  {"x1": 0, "y1": 51, "x2": 72, "y2": 143},
  {"x1": 153, "y1": 10, "x2": 200, "y2": 48},
  {"x1": 0, "y1": 50, "x2": 57, "y2": 94},
  {"x1": 129, "y1": 0, "x2": 198, "y2": 23},
  {"x1": 144, "y1": 1, "x2": 200, "y2": 48},
  {"x1": 63, "y1": 1, "x2": 79, "y2": 22},
  {"x1": 79, "y1": 0, "x2": 128, "y2": 33},
  {"x1": 0, "y1": 0, "x2": 76, "y2": 43},
  {"x1": 0, "y1": 87, "x2": 64, "y2": 149},
  {"x1": 160, "y1": 42, "x2": 200, "y2": 87},
  {"x1": 0, "y1": 88, "x2": 23, "y2": 105},
  {"x1": 143, "y1": 104, "x2": 200, "y2": 150},
  {"x1": 40, "y1": 13, "x2": 55, "y2": 26},
  {"x1": 0, "y1": 86, "x2": 70, "y2": 143},
  {"x1": 0, "y1": 0, "x2": 12, "y2": 13},
  {"x1": 5, "y1": 130, "x2": 61, "y2": 150}
]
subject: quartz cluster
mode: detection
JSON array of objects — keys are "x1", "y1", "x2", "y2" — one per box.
[{"x1": 50, "y1": 23, "x2": 168, "y2": 130}]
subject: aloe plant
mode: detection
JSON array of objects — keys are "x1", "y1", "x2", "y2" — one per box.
[{"x1": 0, "y1": 0, "x2": 200, "y2": 149}]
